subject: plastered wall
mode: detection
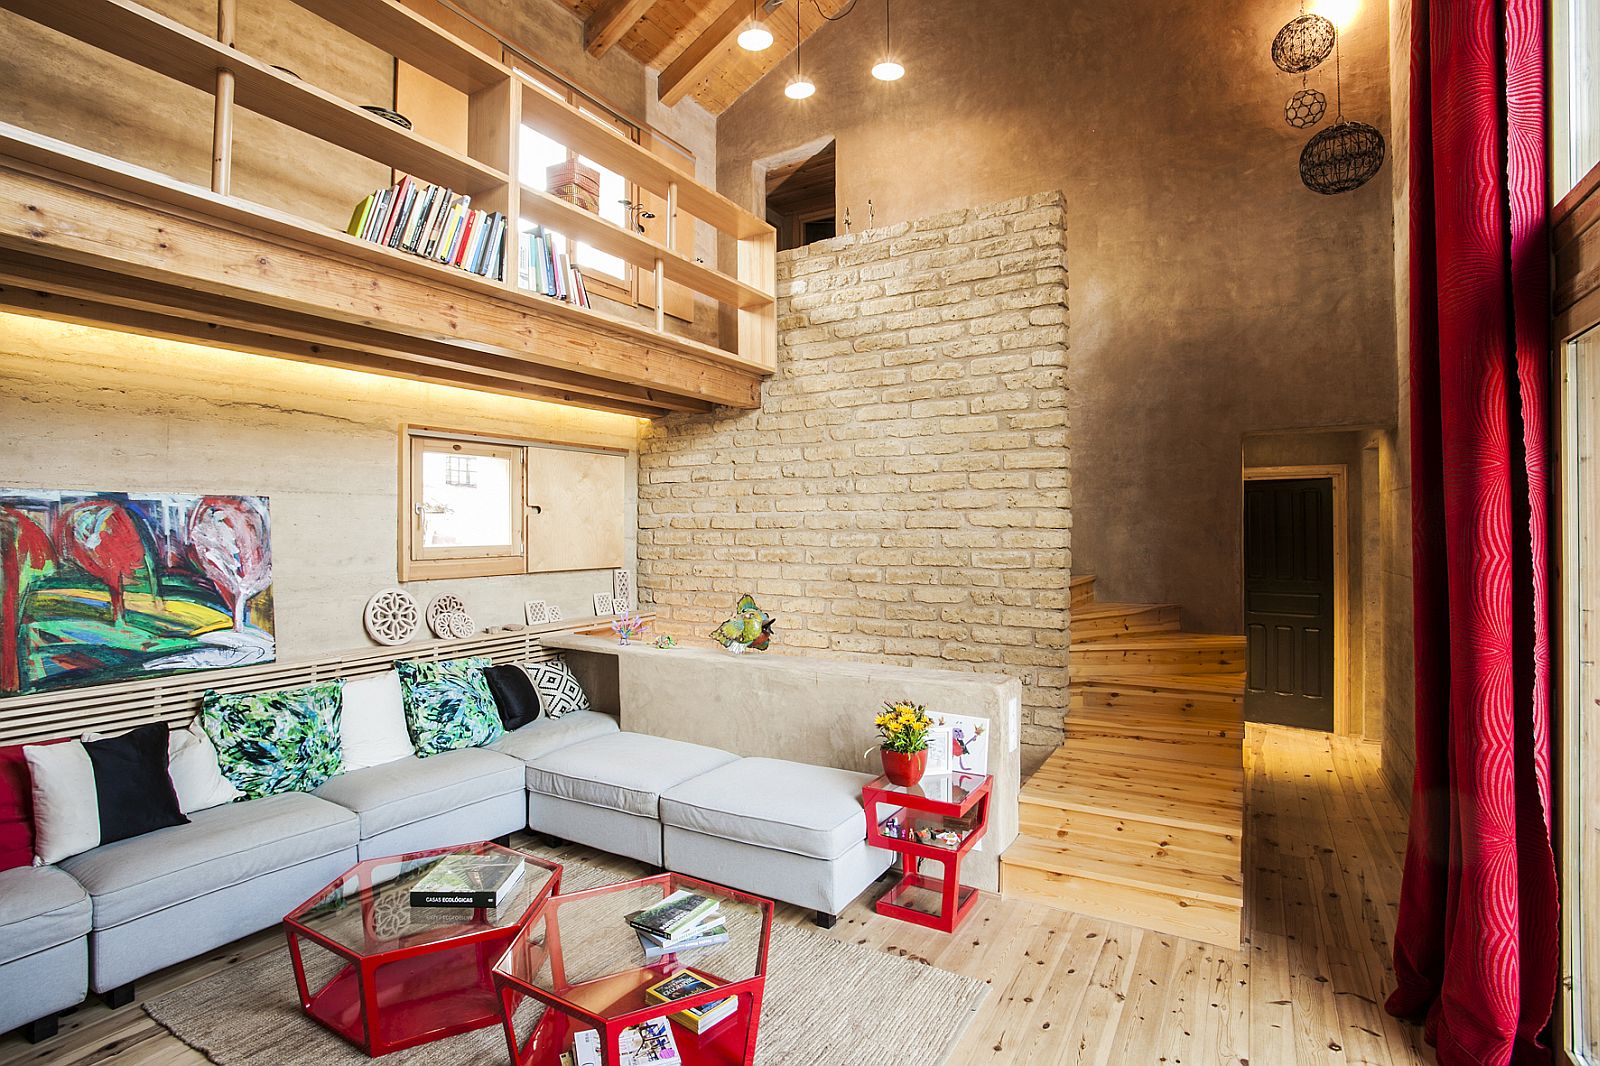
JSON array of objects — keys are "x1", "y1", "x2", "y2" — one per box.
[
  {"x1": 0, "y1": 314, "x2": 641, "y2": 662},
  {"x1": 717, "y1": 0, "x2": 1401, "y2": 638}
]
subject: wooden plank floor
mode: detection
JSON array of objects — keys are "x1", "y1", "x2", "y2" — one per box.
[{"x1": 0, "y1": 725, "x2": 1431, "y2": 1066}]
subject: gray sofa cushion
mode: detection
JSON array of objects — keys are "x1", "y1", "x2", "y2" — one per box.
[
  {"x1": 661, "y1": 758, "x2": 876, "y2": 860},
  {"x1": 61, "y1": 791, "x2": 357, "y2": 930},
  {"x1": 314, "y1": 747, "x2": 522, "y2": 840},
  {"x1": 0, "y1": 865, "x2": 91, "y2": 966},
  {"x1": 489, "y1": 710, "x2": 620, "y2": 771},
  {"x1": 527, "y1": 733, "x2": 738, "y2": 819}
]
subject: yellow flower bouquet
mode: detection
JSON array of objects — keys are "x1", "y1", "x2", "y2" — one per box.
[{"x1": 875, "y1": 700, "x2": 933, "y2": 754}]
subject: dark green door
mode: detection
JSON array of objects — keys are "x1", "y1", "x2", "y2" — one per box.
[{"x1": 1243, "y1": 477, "x2": 1335, "y2": 730}]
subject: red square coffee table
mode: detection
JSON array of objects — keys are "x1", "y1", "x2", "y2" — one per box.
[
  {"x1": 284, "y1": 841, "x2": 561, "y2": 1056},
  {"x1": 492, "y1": 872, "x2": 773, "y2": 1065},
  {"x1": 863, "y1": 771, "x2": 993, "y2": 932}
]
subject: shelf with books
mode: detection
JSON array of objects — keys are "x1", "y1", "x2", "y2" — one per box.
[
  {"x1": 518, "y1": 184, "x2": 769, "y2": 310},
  {"x1": 0, "y1": 0, "x2": 778, "y2": 408}
]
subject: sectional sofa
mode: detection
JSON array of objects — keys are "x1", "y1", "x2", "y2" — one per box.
[{"x1": 1, "y1": 697, "x2": 892, "y2": 1043}]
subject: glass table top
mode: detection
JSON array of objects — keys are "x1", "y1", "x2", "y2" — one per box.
[
  {"x1": 285, "y1": 842, "x2": 560, "y2": 957},
  {"x1": 866, "y1": 771, "x2": 990, "y2": 808},
  {"x1": 494, "y1": 873, "x2": 772, "y2": 1021}
]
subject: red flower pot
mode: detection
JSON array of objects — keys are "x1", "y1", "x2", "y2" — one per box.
[{"x1": 881, "y1": 748, "x2": 928, "y2": 788}]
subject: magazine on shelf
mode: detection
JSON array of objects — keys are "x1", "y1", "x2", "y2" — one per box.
[{"x1": 644, "y1": 969, "x2": 739, "y2": 1034}]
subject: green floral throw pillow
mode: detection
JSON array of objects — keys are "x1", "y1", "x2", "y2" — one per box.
[
  {"x1": 396, "y1": 657, "x2": 503, "y2": 757},
  {"x1": 201, "y1": 680, "x2": 345, "y2": 799}
]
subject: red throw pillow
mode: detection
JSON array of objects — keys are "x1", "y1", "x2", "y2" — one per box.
[{"x1": 0, "y1": 744, "x2": 36, "y2": 870}]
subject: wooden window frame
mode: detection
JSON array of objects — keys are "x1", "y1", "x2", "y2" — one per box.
[{"x1": 402, "y1": 433, "x2": 528, "y2": 580}]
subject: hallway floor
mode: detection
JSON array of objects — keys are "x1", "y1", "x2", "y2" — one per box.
[{"x1": 0, "y1": 726, "x2": 1430, "y2": 1066}]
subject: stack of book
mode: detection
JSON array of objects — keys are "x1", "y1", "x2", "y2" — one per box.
[
  {"x1": 626, "y1": 890, "x2": 729, "y2": 961},
  {"x1": 644, "y1": 969, "x2": 739, "y2": 1035},
  {"x1": 407, "y1": 852, "x2": 524, "y2": 909},
  {"x1": 519, "y1": 226, "x2": 591, "y2": 309},
  {"x1": 347, "y1": 176, "x2": 506, "y2": 281},
  {"x1": 561, "y1": 1021, "x2": 680, "y2": 1065}
]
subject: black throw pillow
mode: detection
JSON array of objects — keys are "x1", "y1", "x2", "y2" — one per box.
[
  {"x1": 483, "y1": 664, "x2": 542, "y2": 731},
  {"x1": 83, "y1": 722, "x2": 188, "y2": 845}
]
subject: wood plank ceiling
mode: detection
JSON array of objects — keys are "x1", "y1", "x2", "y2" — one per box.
[{"x1": 561, "y1": 0, "x2": 857, "y2": 113}]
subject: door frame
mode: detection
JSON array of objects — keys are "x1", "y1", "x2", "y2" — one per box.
[{"x1": 1242, "y1": 464, "x2": 1352, "y2": 736}]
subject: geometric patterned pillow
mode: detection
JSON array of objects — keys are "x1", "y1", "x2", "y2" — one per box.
[
  {"x1": 201, "y1": 680, "x2": 345, "y2": 799},
  {"x1": 520, "y1": 657, "x2": 590, "y2": 719},
  {"x1": 395, "y1": 657, "x2": 503, "y2": 757}
]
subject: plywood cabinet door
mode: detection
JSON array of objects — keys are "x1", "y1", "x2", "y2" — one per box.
[{"x1": 526, "y1": 447, "x2": 626, "y2": 572}]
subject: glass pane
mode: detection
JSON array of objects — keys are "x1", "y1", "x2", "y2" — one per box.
[
  {"x1": 1566, "y1": 326, "x2": 1600, "y2": 1063},
  {"x1": 576, "y1": 153, "x2": 629, "y2": 281},
  {"x1": 519, "y1": 126, "x2": 568, "y2": 193},
  {"x1": 1554, "y1": 0, "x2": 1600, "y2": 200},
  {"x1": 420, "y1": 449, "x2": 515, "y2": 549}
]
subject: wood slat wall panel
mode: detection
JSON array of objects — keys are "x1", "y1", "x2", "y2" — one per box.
[{"x1": 0, "y1": 618, "x2": 626, "y2": 745}]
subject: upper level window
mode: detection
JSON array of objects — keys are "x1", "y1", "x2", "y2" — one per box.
[{"x1": 516, "y1": 71, "x2": 635, "y2": 302}]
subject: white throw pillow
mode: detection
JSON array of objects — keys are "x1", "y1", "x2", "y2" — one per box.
[
  {"x1": 168, "y1": 721, "x2": 243, "y2": 814},
  {"x1": 25, "y1": 742, "x2": 99, "y2": 865},
  {"x1": 339, "y1": 672, "x2": 415, "y2": 771}
]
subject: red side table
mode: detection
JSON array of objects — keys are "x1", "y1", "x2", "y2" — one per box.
[{"x1": 863, "y1": 771, "x2": 992, "y2": 933}]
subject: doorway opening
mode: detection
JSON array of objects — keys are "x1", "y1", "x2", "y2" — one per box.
[
  {"x1": 1242, "y1": 468, "x2": 1347, "y2": 732},
  {"x1": 765, "y1": 140, "x2": 836, "y2": 251}
]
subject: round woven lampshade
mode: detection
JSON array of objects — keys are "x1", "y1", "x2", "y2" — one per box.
[
  {"x1": 1299, "y1": 120, "x2": 1386, "y2": 194},
  {"x1": 1285, "y1": 87, "x2": 1328, "y2": 129},
  {"x1": 1272, "y1": 14, "x2": 1336, "y2": 74}
]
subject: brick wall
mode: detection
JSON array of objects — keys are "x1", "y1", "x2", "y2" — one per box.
[{"x1": 637, "y1": 192, "x2": 1070, "y2": 773}]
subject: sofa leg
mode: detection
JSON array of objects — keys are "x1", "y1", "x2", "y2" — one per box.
[
  {"x1": 814, "y1": 911, "x2": 838, "y2": 930},
  {"x1": 539, "y1": 833, "x2": 565, "y2": 849},
  {"x1": 100, "y1": 982, "x2": 135, "y2": 1010},
  {"x1": 22, "y1": 1014, "x2": 58, "y2": 1043},
  {"x1": 492, "y1": 833, "x2": 512, "y2": 847}
]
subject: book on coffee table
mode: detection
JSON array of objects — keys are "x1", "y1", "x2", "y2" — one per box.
[
  {"x1": 627, "y1": 890, "x2": 719, "y2": 938},
  {"x1": 644, "y1": 969, "x2": 739, "y2": 1034},
  {"x1": 409, "y1": 852, "x2": 525, "y2": 908}
]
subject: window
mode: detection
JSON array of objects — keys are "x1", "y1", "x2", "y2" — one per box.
[
  {"x1": 516, "y1": 71, "x2": 636, "y2": 303},
  {"x1": 1556, "y1": 0, "x2": 1600, "y2": 1059},
  {"x1": 399, "y1": 428, "x2": 630, "y2": 580},
  {"x1": 405, "y1": 435, "x2": 526, "y2": 578}
]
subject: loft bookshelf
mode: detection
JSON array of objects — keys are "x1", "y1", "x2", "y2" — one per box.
[{"x1": 0, "y1": 0, "x2": 776, "y2": 417}]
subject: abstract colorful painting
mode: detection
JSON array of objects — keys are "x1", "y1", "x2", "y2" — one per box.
[{"x1": 0, "y1": 490, "x2": 274, "y2": 696}]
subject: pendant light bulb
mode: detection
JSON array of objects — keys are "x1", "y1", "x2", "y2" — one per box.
[
  {"x1": 737, "y1": 0, "x2": 772, "y2": 50},
  {"x1": 786, "y1": 77, "x2": 816, "y2": 98},
  {"x1": 872, "y1": 0, "x2": 904, "y2": 81}
]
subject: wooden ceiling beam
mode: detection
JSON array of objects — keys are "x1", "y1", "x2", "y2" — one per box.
[
  {"x1": 585, "y1": 0, "x2": 659, "y2": 57},
  {"x1": 657, "y1": 0, "x2": 752, "y2": 108}
]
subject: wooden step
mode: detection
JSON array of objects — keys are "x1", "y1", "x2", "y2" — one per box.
[
  {"x1": 1069, "y1": 574, "x2": 1097, "y2": 609},
  {"x1": 1069, "y1": 670, "x2": 1245, "y2": 700},
  {"x1": 1003, "y1": 835, "x2": 1242, "y2": 904},
  {"x1": 1071, "y1": 634, "x2": 1246, "y2": 675},
  {"x1": 1001, "y1": 838, "x2": 1243, "y2": 948},
  {"x1": 1070, "y1": 686, "x2": 1244, "y2": 717},
  {"x1": 1016, "y1": 806, "x2": 1241, "y2": 865},
  {"x1": 1070, "y1": 602, "x2": 1180, "y2": 642}
]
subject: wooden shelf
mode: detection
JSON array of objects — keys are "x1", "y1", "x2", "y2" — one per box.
[
  {"x1": 516, "y1": 79, "x2": 772, "y2": 242},
  {"x1": 0, "y1": 0, "x2": 779, "y2": 405},
  {"x1": 0, "y1": 128, "x2": 765, "y2": 414},
  {"x1": 1, "y1": 0, "x2": 509, "y2": 195},
  {"x1": 519, "y1": 184, "x2": 770, "y2": 309}
]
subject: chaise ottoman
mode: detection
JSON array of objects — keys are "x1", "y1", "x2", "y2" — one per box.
[
  {"x1": 659, "y1": 758, "x2": 894, "y2": 927},
  {"x1": 526, "y1": 732, "x2": 738, "y2": 865},
  {"x1": 0, "y1": 865, "x2": 90, "y2": 1040}
]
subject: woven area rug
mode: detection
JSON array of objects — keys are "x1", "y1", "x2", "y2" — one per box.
[{"x1": 144, "y1": 862, "x2": 986, "y2": 1066}]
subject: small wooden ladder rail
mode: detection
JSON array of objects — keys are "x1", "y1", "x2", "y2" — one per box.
[{"x1": 999, "y1": 575, "x2": 1247, "y2": 948}]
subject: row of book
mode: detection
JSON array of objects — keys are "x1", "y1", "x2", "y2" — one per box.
[
  {"x1": 558, "y1": 967, "x2": 738, "y2": 1066},
  {"x1": 519, "y1": 227, "x2": 592, "y2": 309},
  {"x1": 347, "y1": 176, "x2": 506, "y2": 281}
]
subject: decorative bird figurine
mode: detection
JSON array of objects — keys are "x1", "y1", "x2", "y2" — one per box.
[{"x1": 711, "y1": 594, "x2": 777, "y2": 653}]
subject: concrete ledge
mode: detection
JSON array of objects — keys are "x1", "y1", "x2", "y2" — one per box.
[{"x1": 540, "y1": 632, "x2": 1021, "y2": 892}]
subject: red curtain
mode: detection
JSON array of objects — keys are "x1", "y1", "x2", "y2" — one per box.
[{"x1": 1385, "y1": 0, "x2": 1557, "y2": 1063}]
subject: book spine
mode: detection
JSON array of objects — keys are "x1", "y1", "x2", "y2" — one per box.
[
  {"x1": 409, "y1": 889, "x2": 497, "y2": 908},
  {"x1": 378, "y1": 177, "x2": 413, "y2": 247},
  {"x1": 346, "y1": 194, "x2": 374, "y2": 238},
  {"x1": 405, "y1": 185, "x2": 438, "y2": 254}
]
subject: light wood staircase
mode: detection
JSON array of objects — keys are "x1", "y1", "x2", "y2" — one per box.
[{"x1": 1000, "y1": 575, "x2": 1247, "y2": 947}]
